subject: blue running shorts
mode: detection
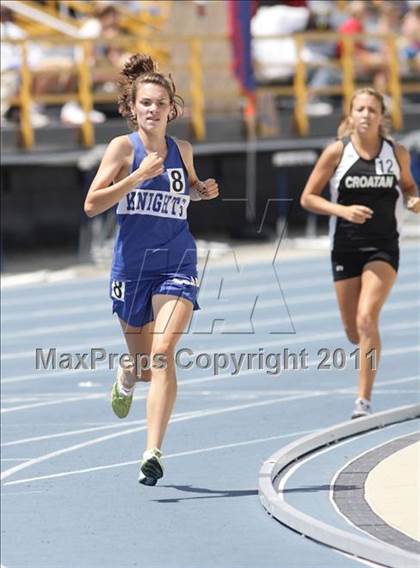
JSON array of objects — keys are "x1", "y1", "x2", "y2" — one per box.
[{"x1": 110, "y1": 273, "x2": 200, "y2": 327}]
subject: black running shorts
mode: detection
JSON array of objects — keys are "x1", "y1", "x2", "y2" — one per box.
[{"x1": 331, "y1": 249, "x2": 399, "y2": 282}]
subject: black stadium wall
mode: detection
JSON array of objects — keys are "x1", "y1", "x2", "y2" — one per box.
[
  {"x1": 1, "y1": 141, "x2": 326, "y2": 252},
  {"x1": 3, "y1": 135, "x2": 419, "y2": 252}
]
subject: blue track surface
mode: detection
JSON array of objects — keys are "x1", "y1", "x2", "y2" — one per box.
[{"x1": 1, "y1": 244, "x2": 419, "y2": 568}]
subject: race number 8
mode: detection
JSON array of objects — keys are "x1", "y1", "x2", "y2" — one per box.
[
  {"x1": 168, "y1": 168, "x2": 185, "y2": 194},
  {"x1": 111, "y1": 280, "x2": 125, "y2": 301}
]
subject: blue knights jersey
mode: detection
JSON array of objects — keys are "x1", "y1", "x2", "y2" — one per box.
[{"x1": 111, "y1": 133, "x2": 197, "y2": 280}]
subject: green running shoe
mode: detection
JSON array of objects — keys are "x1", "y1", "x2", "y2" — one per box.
[
  {"x1": 138, "y1": 448, "x2": 163, "y2": 486},
  {"x1": 111, "y1": 380, "x2": 133, "y2": 419}
]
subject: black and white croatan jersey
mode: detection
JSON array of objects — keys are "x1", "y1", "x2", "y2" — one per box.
[{"x1": 329, "y1": 137, "x2": 404, "y2": 251}]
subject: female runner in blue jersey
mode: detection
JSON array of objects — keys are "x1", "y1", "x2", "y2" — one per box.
[
  {"x1": 301, "y1": 88, "x2": 420, "y2": 419},
  {"x1": 84, "y1": 54, "x2": 219, "y2": 485}
]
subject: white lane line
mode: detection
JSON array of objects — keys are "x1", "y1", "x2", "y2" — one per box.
[
  {"x1": 372, "y1": 389, "x2": 420, "y2": 394},
  {"x1": 1, "y1": 261, "x2": 327, "y2": 308},
  {"x1": 336, "y1": 550, "x2": 385, "y2": 568},
  {"x1": 152, "y1": 323, "x2": 420, "y2": 362},
  {"x1": 1, "y1": 339, "x2": 419, "y2": 389},
  {"x1": 3, "y1": 266, "x2": 419, "y2": 323},
  {"x1": 1, "y1": 490, "x2": 44, "y2": 495},
  {"x1": 376, "y1": 375, "x2": 420, "y2": 387},
  {"x1": 1, "y1": 339, "x2": 120, "y2": 361},
  {"x1": 1, "y1": 276, "x2": 332, "y2": 322},
  {"x1": 2, "y1": 391, "x2": 105, "y2": 401},
  {"x1": 1, "y1": 368, "x2": 104, "y2": 385},
  {"x1": 1, "y1": 375, "x2": 419, "y2": 483},
  {"x1": 1, "y1": 394, "x2": 103, "y2": 414},
  {"x1": 0, "y1": 391, "x2": 325, "y2": 482},
  {"x1": 2, "y1": 368, "x2": 417, "y2": 428},
  {"x1": 1, "y1": 396, "x2": 42, "y2": 403},
  {"x1": 3, "y1": 282, "x2": 419, "y2": 340},
  {"x1": 2, "y1": 244, "x2": 417, "y2": 300},
  {"x1": 1, "y1": 314, "x2": 418, "y2": 364},
  {"x1": 0, "y1": 253, "x2": 336, "y2": 305},
  {"x1": 3, "y1": 428, "x2": 320, "y2": 486},
  {"x1": 177, "y1": 346, "x2": 420, "y2": 389},
  {"x1": 2, "y1": 373, "x2": 419, "y2": 483},
  {"x1": 370, "y1": 389, "x2": 419, "y2": 392},
  {"x1": 1, "y1": 410, "x2": 201, "y2": 447},
  {"x1": 1, "y1": 458, "x2": 35, "y2": 461},
  {"x1": 218, "y1": 299, "x2": 419, "y2": 333},
  {"x1": 0, "y1": 367, "x2": 417, "y2": 426}
]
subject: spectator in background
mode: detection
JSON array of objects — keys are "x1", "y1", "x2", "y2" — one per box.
[
  {"x1": 252, "y1": 2, "x2": 325, "y2": 83},
  {"x1": 336, "y1": 1, "x2": 389, "y2": 92},
  {"x1": 79, "y1": 3, "x2": 129, "y2": 84},
  {"x1": 61, "y1": 4, "x2": 129, "y2": 125},
  {"x1": 399, "y1": 5, "x2": 420, "y2": 79},
  {"x1": 307, "y1": 1, "x2": 392, "y2": 116},
  {"x1": 1, "y1": 6, "x2": 23, "y2": 124},
  {"x1": 0, "y1": 5, "x2": 49, "y2": 127}
]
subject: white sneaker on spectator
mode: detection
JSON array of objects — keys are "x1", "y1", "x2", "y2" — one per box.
[
  {"x1": 60, "y1": 101, "x2": 105, "y2": 125},
  {"x1": 90, "y1": 108, "x2": 106, "y2": 123},
  {"x1": 30, "y1": 104, "x2": 50, "y2": 128},
  {"x1": 306, "y1": 101, "x2": 333, "y2": 117}
]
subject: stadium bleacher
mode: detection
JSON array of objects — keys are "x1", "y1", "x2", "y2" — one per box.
[{"x1": 1, "y1": 0, "x2": 419, "y2": 253}]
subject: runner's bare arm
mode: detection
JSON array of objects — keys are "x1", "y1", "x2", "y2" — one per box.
[
  {"x1": 176, "y1": 139, "x2": 219, "y2": 201},
  {"x1": 300, "y1": 141, "x2": 373, "y2": 224},
  {"x1": 84, "y1": 136, "x2": 164, "y2": 217}
]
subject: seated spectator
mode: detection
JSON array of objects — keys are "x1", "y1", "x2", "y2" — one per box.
[
  {"x1": 61, "y1": 3, "x2": 130, "y2": 125},
  {"x1": 1, "y1": 6, "x2": 23, "y2": 124},
  {"x1": 399, "y1": 5, "x2": 420, "y2": 77},
  {"x1": 307, "y1": 1, "x2": 392, "y2": 115},
  {"x1": 0, "y1": 5, "x2": 49, "y2": 127},
  {"x1": 337, "y1": 1, "x2": 389, "y2": 91},
  {"x1": 79, "y1": 4, "x2": 129, "y2": 86},
  {"x1": 251, "y1": 3, "x2": 326, "y2": 83}
]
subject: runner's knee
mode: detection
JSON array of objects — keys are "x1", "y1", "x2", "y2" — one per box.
[
  {"x1": 357, "y1": 311, "x2": 378, "y2": 337},
  {"x1": 345, "y1": 327, "x2": 359, "y2": 344}
]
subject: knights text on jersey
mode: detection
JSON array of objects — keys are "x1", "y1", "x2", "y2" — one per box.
[
  {"x1": 111, "y1": 133, "x2": 197, "y2": 280},
  {"x1": 328, "y1": 138, "x2": 404, "y2": 251}
]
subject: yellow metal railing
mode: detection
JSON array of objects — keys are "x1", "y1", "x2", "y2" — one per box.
[
  {"x1": 77, "y1": 40, "x2": 94, "y2": 148},
  {"x1": 2, "y1": 31, "x2": 419, "y2": 149},
  {"x1": 188, "y1": 38, "x2": 205, "y2": 141},
  {"x1": 386, "y1": 35, "x2": 403, "y2": 131},
  {"x1": 294, "y1": 34, "x2": 309, "y2": 137},
  {"x1": 19, "y1": 41, "x2": 34, "y2": 148},
  {"x1": 340, "y1": 35, "x2": 354, "y2": 113}
]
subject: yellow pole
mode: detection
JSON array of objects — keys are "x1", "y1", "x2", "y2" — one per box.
[
  {"x1": 293, "y1": 34, "x2": 308, "y2": 136},
  {"x1": 341, "y1": 35, "x2": 354, "y2": 113},
  {"x1": 189, "y1": 38, "x2": 205, "y2": 141},
  {"x1": 19, "y1": 41, "x2": 34, "y2": 149},
  {"x1": 77, "y1": 40, "x2": 94, "y2": 148},
  {"x1": 387, "y1": 34, "x2": 402, "y2": 131}
]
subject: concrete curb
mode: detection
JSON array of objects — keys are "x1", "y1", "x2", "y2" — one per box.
[{"x1": 258, "y1": 404, "x2": 420, "y2": 568}]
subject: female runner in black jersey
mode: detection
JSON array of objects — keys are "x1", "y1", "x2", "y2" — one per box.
[{"x1": 301, "y1": 87, "x2": 420, "y2": 418}]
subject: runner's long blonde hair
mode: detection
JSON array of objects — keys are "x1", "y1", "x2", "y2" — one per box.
[{"x1": 337, "y1": 88, "x2": 391, "y2": 139}]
